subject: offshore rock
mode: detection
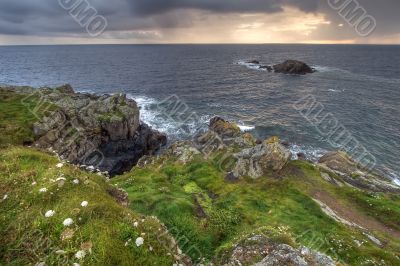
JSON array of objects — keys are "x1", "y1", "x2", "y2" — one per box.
[{"x1": 273, "y1": 60, "x2": 315, "y2": 75}]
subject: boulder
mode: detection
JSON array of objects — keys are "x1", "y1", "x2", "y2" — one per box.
[
  {"x1": 166, "y1": 141, "x2": 201, "y2": 164},
  {"x1": 209, "y1": 117, "x2": 241, "y2": 139},
  {"x1": 219, "y1": 233, "x2": 334, "y2": 266},
  {"x1": 232, "y1": 136, "x2": 291, "y2": 179},
  {"x1": 273, "y1": 60, "x2": 314, "y2": 75}
]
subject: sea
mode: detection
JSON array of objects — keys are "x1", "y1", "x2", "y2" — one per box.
[{"x1": 0, "y1": 44, "x2": 399, "y2": 184}]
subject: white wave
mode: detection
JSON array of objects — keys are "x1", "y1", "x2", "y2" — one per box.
[
  {"x1": 237, "y1": 60, "x2": 266, "y2": 71},
  {"x1": 237, "y1": 124, "x2": 255, "y2": 132},
  {"x1": 127, "y1": 94, "x2": 210, "y2": 139},
  {"x1": 289, "y1": 144, "x2": 327, "y2": 162},
  {"x1": 312, "y1": 65, "x2": 336, "y2": 73}
]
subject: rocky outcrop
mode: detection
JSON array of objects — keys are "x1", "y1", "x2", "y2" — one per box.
[
  {"x1": 231, "y1": 136, "x2": 291, "y2": 179},
  {"x1": 273, "y1": 60, "x2": 315, "y2": 75},
  {"x1": 318, "y1": 151, "x2": 399, "y2": 192},
  {"x1": 209, "y1": 117, "x2": 241, "y2": 139},
  {"x1": 220, "y1": 233, "x2": 335, "y2": 266},
  {"x1": 10, "y1": 85, "x2": 167, "y2": 176}
]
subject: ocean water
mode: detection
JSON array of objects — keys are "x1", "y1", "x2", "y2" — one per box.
[{"x1": 0, "y1": 44, "x2": 399, "y2": 182}]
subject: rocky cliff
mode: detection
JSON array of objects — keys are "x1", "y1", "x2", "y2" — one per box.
[{"x1": 2, "y1": 84, "x2": 167, "y2": 176}]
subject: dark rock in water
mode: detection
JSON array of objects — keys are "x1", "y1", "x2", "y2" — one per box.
[
  {"x1": 24, "y1": 85, "x2": 167, "y2": 176},
  {"x1": 297, "y1": 152, "x2": 306, "y2": 160},
  {"x1": 247, "y1": 60, "x2": 260, "y2": 64},
  {"x1": 280, "y1": 140, "x2": 290, "y2": 147},
  {"x1": 259, "y1": 65, "x2": 273, "y2": 72},
  {"x1": 273, "y1": 60, "x2": 315, "y2": 75}
]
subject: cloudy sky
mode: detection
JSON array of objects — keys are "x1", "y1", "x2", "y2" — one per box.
[{"x1": 0, "y1": 0, "x2": 399, "y2": 45}]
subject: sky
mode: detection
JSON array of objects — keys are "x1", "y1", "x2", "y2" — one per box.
[{"x1": 0, "y1": 0, "x2": 399, "y2": 45}]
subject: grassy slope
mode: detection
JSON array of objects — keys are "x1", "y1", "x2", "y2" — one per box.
[
  {"x1": 0, "y1": 147, "x2": 180, "y2": 266},
  {"x1": 1, "y1": 89, "x2": 400, "y2": 265},
  {"x1": 0, "y1": 90, "x2": 182, "y2": 265},
  {"x1": 113, "y1": 157, "x2": 400, "y2": 265},
  {"x1": 0, "y1": 89, "x2": 58, "y2": 147}
]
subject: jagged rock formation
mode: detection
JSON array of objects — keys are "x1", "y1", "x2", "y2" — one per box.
[
  {"x1": 231, "y1": 136, "x2": 291, "y2": 179},
  {"x1": 5, "y1": 84, "x2": 167, "y2": 176},
  {"x1": 318, "y1": 151, "x2": 400, "y2": 192}
]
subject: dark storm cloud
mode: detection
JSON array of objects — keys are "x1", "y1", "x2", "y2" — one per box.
[
  {"x1": 0, "y1": 0, "x2": 399, "y2": 42},
  {"x1": 127, "y1": 0, "x2": 319, "y2": 16}
]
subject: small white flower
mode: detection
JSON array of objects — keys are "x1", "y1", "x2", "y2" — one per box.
[
  {"x1": 135, "y1": 237, "x2": 144, "y2": 247},
  {"x1": 56, "y1": 163, "x2": 64, "y2": 168},
  {"x1": 39, "y1": 188, "x2": 47, "y2": 193},
  {"x1": 45, "y1": 210, "x2": 55, "y2": 218},
  {"x1": 75, "y1": 250, "x2": 86, "y2": 259},
  {"x1": 81, "y1": 201, "x2": 88, "y2": 207},
  {"x1": 72, "y1": 263, "x2": 80, "y2": 266},
  {"x1": 2, "y1": 194, "x2": 8, "y2": 200},
  {"x1": 63, "y1": 218, "x2": 74, "y2": 227},
  {"x1": 72, "y1": 179, "x2": 80, "y2": 185},
  {"x1": 32, "y1": 181, "x2": 37, "y2": 186},
  {"x1": 133, "y1": 222, "x2": 138, "y2": 227}
]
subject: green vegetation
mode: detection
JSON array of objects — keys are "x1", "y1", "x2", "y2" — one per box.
[
  {"x1": 0, "y1": 147, "x2": 179, "y2": 265},
  {"x1": 1, "y1": 88, "x2": 400, "y2": 265},
  {"x1": 0, "y1": 89, "x2": 57, "y2": 146},
  {"x1": 113, "y1": 157, "x2": 400, "y2": 265}
]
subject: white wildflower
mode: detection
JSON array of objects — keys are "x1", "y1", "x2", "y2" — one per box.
[
  {"x1": 2, "y1": 194, "x2": 8, "y2": 200},
  {"x1": 63, "y1": 218, "x2": 74, "y2": 227},
  {"x1": 39, "y1": 188, "x2": 47, "y2": 193},
  {"x1": 72, "y1": 179, "x2": 80, "y2": 185},
  {"x1": 56, "y1": 163, "x2": 64, "y2": 168},
  {"x1": 75, "y1": 250, "x2": 86, "y2": 259},
  {"x1": 133, "y1": 221, "x2": 138, "y2": 227},
  {"x1": 32, "y1": 181, "x2": 37, "y2": 186},
  {"x1": 135, "y1": 237, "x2": 144, "y2": 247},
  {"x1": 72, "y1": 263, "x2": 80, "y2": 266},
  {"x1": 45, "y1": 210, "x2": 55, "y2": 218},
  {"x1": 81, "y1": 201, "x2": 88, "y2": 207}
]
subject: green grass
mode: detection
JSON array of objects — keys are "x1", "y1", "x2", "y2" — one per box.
[
  {"x1": 0, "y1": 147, "x2": 181, "y2": 265},
  {"x1": 0, "y1": 89, "x2": 57, "y2": 146},
  {"x1": 2, "y1": 88, "x2": 400, "y2": 265},
  {"x1": 113, "y1": 157, "x2": 400, "y2": 265}
]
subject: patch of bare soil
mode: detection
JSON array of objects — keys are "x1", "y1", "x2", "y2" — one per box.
[{"x1": 313, "y1": 190, "x2": 400, "y2": 240}]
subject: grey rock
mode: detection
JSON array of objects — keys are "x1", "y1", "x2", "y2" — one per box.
[
  {"x1": 232, "y1": 137, "x2": 291, "y2": 179},
  {"x1": 273, "y1": 60, "x2": 315, "y2": 75},
  {"x1": 6, "y1": 85, "x2": 167, "y2": 176}
]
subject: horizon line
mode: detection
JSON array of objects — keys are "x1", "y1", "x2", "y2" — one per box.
[{"x1": 1, "y1": 42, "x2": 400, "y2": 47}]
